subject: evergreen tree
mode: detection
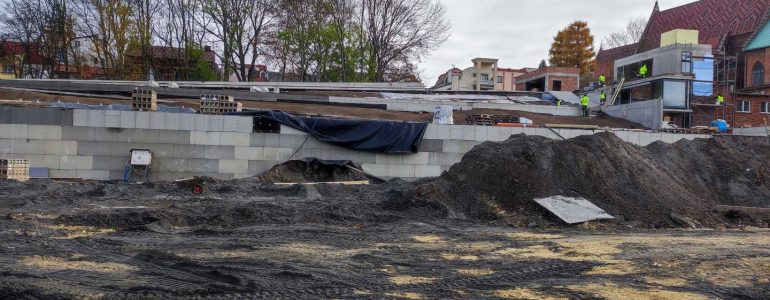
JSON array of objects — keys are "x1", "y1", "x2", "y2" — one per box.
[{"x1": 549, "y1": 21, "x2": 595, "y2": 75}]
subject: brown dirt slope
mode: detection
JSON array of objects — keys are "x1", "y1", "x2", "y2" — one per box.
[{"x1": 414, "y1": 133, "x2": 770, "y2": 228}]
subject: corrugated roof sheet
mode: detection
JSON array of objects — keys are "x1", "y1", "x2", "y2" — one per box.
[{"x1": 746, "y1": 20, "x2": 770, "y2": 51}]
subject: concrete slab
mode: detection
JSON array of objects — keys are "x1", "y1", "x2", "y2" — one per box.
[
  {"x1": 194, "y1": 114, "x2": 210, "y2": 131},
  {"x1": 149, "y1": 112, "x2": 166, "y2": 130},
  {"x1": 50, "y1": 169, "x2": 78, "y2": 178},
  {"x1": 388, "y1": 164, "x2": 415, "y2": 178},
  {"x1": 415, "y1": 165, "x2": 442, "y2": 177},
  {"x1": 234, "y1": 146, "x2": 265, "y2": 160},
  {"x1": 163, "y1": 113, "x2": 180, "y2": 130},
  {"x1": 154, "y1": 158, "x2": 187, "y2": 172},
  {"x1": 248, "y1": 160, "x2": 274, "y2": 174},
  {"x1": 59, "y1": 155, "x2": 94, "y2": 170},
  {"x1": 158, "y1": 130, "x2": 190, "y2": 145},
  {"x1": 362, "y1": 163, "x2": 387, "y2": 177},
  {"x1": 403, "y1": 152, "x2": 429, "y2": 165},
  {"x1": 418, "y1": 139, "x2": 443, "y2": 152},
  {"x1": 237, "y1": 117, "x2": 253, "y2": 133},
  {"x1": 88, "y1": 110, "x2": 105, "y2": 127},
  {"x1": 178, "y1": 114, "x2": 195, "y2": 131},
  {"x1": 61, "y1": 126, "x2": 95, "y2": 141},
  {"x1": 209, "y1": 116, "x2": 225, "y2": 132},
  {"x1": 76, "y1": 141, "x2": 113, "y2": 156},
  {"x1": 185, "y1": 159, "x2": 219, "y2": 173},
  {"x1": 220, "y1": 132, "x2": 250, "y2": 146},
  {"x1": 27, "y1": 125, "x2": 62, "y2": 140},
  {"x1": 223, "y1": 117, "x2": 239, "y2": 132},
  {"x1": 462, "y1": 126, "x2": 477, "y2": 141},
  {"x1": 104, "y1": 111, "x2": 120, "y2": 128},
  {"x1": 43, "y1": 141, "x2": 77, "y2": 155},
  {"x1": 76, "y1": 170, "x2": 110, "y2": 180},
  {"x1": 172, "y1": 144, "x2": 206, "y2": 158},
  {"x1": 190, "y1": 131, "x2": 221, "y2": 145},
  {"x1": 534, "y1": 196, "x2": 615, "y2": 224},
  {"x1": 474, "y1": 126, "x2": 489, "y2": 141},
  {"x1": 72, "y1": 110, "x2": 89, "y2": 127},
  {"x1": 218, "y1": 159, "x2": 249, "y2": 174},
  {"x1": 120, "y1": 111, "x2": 136, "y2": 128},
  {"x1": 204, "y1": 145, "x2": 235, "y2": 159},
  {"x1": 92, "y1": 156, "x2": 128, "y2": 170},
  {"x1": 135, "y1": 112, "x2": 151, "y2": 129},
  {"x1": 0, "y1": 124, "x2": 29, "y2": 139}
]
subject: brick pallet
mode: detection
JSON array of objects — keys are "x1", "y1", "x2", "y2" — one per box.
[
  {"x1": 132, "y1": 88, "x2": 158, "y2": 112},
  {"x1": 465, "y1": 114, "x2": 518, "y2": 126},
  {"x1": 199, "y1": 94, "x2": 243, "y2": 115},
  {"x1": 0, "y1": 159, "x2": 30, "y2": 181}
]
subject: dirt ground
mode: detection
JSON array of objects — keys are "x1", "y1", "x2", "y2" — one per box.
[{"x1": 0, "y1": 178, "x2": 769, "y2": 299}]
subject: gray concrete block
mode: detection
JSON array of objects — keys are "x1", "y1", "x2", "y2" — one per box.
[
  {"x1": 50, "y1": 169, "x2": 77, "y2": 178},
  {"x1": 424, "y1": 125, "x2": 439, "y2": 139},
  {"x1": 59, "y1": 155, "x2": 93, "y2": 170},
  {"x1": 263, "y1": 134, "x2": 281, "y2": 148},
  {"x1": 262, "y1": 147, "x2": 293, "y2": 161},
  {"x1": 43, "y1": 141, "x2": 78, "y2": 155},
  {"x1": 203, "y1": 173, "x2": 235, "y2": 180},
  {"x1": 27, "y1": 125, "x2": 62, "y2": 140},
  {"x1": 149, "y1": 112, "x2": 166, "y2": 129},
  {"x1": 250, "y1": 133, "x2": 268, "y2": 146},
  {"x1": 248, "y1": 160, "x2": 274, "y2": 174},
  {"x1": 388, "y1": 164, "x2": 415, "y2": 178},
  {"x1": 320, "y1": 149, "x2": 350, "y2": 160},
  {"x1": 418, "y1": 139, "x2": 443, "y2": 152},
  {"x1": 204, "y1": 145, "x2": 235, "y2": 159},
  {"x1": 109, "y1": 142, "x2": 146, "y2": 157},
  {"x1": 415, "y1": 165, "x2": 442, "y2": 177},
  {"x1": 109, "y1": 170, "x2": 125, "y2": 180},
  {"x1": 72, "y1": 110, "x2": 89, "y2": 127},
  {"x1": 450, "y1": 126, "x2": 463, "y2": 140},
  {"x1": 62, "y1": 126, "x2": 95, "y2": 141},
  {"x1": 305, "y1": 138, "x2": 333, "y2": 149},
  {"x1": 135, "y1": 111, "x2": 151, "y2": 129},
  {"x1": 0, "y1": 124, "x2": 28, "y2": 139},
  {"x1": 163, "y1": 113, "x2": 179, "y2": 130},
  {"x1": 474, "y1": 126, "x2": 488, "y2": 141},
  {"x1": 194, "y1": 114, "x2": 210, "y2": 131},
  {"x1": 92, "y1": 127, "x2": 126, "y2": 142},
  {"x1": 104, "y1": 111, "x2": 120, "y2": 128},
  {"x1": 436, "y1": 125, "x2": 451, "y2": 139},
  {"x1": 234, "y1": 146, "x2": 265, "y2": 160},
  {"x1": 209, "y1": 116, "x2": 224, "y2": 132},
  {"x1": 362, "y1": 163, "x2": 387, "y2": 177},
  {"x1": 486, "y1": 126, "x2": 502, "y2": 141},
  {"x1": 279, "y1": 134, "x2": 308, "y2": 148},
  {"x1": 442, "y1": 140, "x2": 461, "y2": 153},
  {"x1": 178, "y1": 114, "x2": 195, "y2": 131},
  {"x1": 157, "y1": 130, "x2": 190, "y2": 144},
  {"x1": 60, "y1": 110, "x2": 74, "y2": 126},
  {"x1": 349, "y1": 151, "x2": 377, "y2": 164},
  {"x1": 172, "y1": 144, "x2": 206, "y2": 158},
  {"x1": 27, "y1": 154, "x2": 61, "y2": 169},
  {"x1": 120, "y1": 111, "x2": 136, "y2": 128},
  {"x1": 403, "y1": 152, "x2": 430, "y2": 165},
  {"x1": 218, "y1": 159, "x2": 249, "y2": 174},
  {"x1": 88, "y1": 110, "x2": 105, "y2": 127},
  {"x1": 220, "y1": 132, "x2": 250, "y2": 146},
  {"x1": 190, "y1": 131, "x2": 221, "y2": 145},
  {"x1": 77, "y1": 141, "x2": 113, "y2": 156},
  {"x1": 125, "y1": 129, "x2": 160, "y2": 144},
  {"x1": 154, "y1": 158, "x2": 187, "y2": 172},
  {"x1": 280, "y1": 125, "x2": 308, "y2": 135},
  {"x1": 234, "y1": 173, "x2": 253, "y2": 179},
  {"x1": 76, "y1": 170, "x2": 110, "y2": 180},
  {"x1": 148, "y1": 144, "x2": 174, "y2": 157},
  {"x1": 186, "y1": 159, "x2": 219, "y2": 173},
  {"x1": 438, "y1": 152, "x2": 462, "y2": 165},
  {"x1": 376, "y1": 153, "x2": 403, "y2": 164},
  {"x1": 92, "y1": 156, "x2": 128, "y2": 170},
  {"x1": 428, "y1": 152, "x2": 440, "y2": 165},
  {"x1": 223, "y1": 116, "x2": 239, "y2": 132},
  {"x1": 237, "y1": 117, "x2": 252, "y2": 133}
]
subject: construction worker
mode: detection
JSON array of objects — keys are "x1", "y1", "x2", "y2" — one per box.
[
  {"x1": 600, "y1": 91, "x2": 607, "y2": 106},
  {"x1": 716, "y1": 94, "x2": 725, "y2": 106},
  {"x1": 556, "y1": 99, "x2": 562, "y2": 107},
  {"x1": 639, "y1": 64, "x2": 648, "y2": 78},
  {"x1": 580, "y1": 94, "x2": 590, "y2": 117},
  {"x1": 598, "y1": 74, "x2": 606, "y2": 87}
]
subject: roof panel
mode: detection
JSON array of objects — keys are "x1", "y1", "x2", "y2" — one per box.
[{"x1": 746, "y1": 19, "x2": 770, "y2": 51}]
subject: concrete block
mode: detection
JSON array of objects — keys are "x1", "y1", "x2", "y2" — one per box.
[
  {"x1": 190, "y1": 131, "x2": 221, "y2": 145},
  {"x1": 172, "y1": 144, "x2": 205, "y2": 158},
  {"x1": 348, "y1": 151, "x2": 377, "y2": 164},
  {"x1": 320, "y1": 149, "x2": 350, "y2": 160},
  {"x1": 26, "y1": 154, "x2": 61, "y2": 169},
  {"x1": 148, "y1": 144, "x2": 174, "y2": 157},
  {"x1": 428, "y1": 152, "x2": 440, "y2": 165},
  {"x1": 474, "y1": 126, "x2": 489, "y2": 141},
  {"x1": 104, "y1": 111, "x2": 120, "y2": 128},
  {"x1": 234, "y1": 146, "x2": 265, "y2": 160},
  {"x1": 135, "y1": 112, "x2": 151, "y2": 129},
  {"x1": 0, "y1": 124, "x2": 29, "y2": 139},
  {"x1": 362, "y1": 163, "x2": 388, "y2": 177},
  {"x1": 442, "y1": 140, "x2": 461, "y2": 153},
  {"x1": 436, "y1": 125, "x2": 451, "y2": 139},
  {"x1": 59, "y1": 155, "x2": 93, "y2": 170},
  {"x1": 76, "y1": 141, "x2": 113, "y2": 156},
  {"x1": 149, "y1": 112, "x2": 166, "y2": 130},
  {"x1": 163, "y1": 113, "x2": 179, "y2": 130},
  {"x1": 43, "y1": 141, "x2": 78, "y2": 155},
  {"x1": 158, "y1": 130, "x2": 190, "y2": 145},
  {"x1": 388, "y1": 164, "x2": 415, "y2": 178},
  {"x1": 88, "y1": 110, "x2": 106, "y2": 127},
  {"x1": 418, "y1": 139, "x2": 443, "y2": 152},
  {"x1": 27, "y1": 125, "x2": 62, "y2": 140},
  {"x1": 498, "y1": 127, "x2": 515, "y2": 139},
  {"x1": 72, "y1": 110, "x2": 89, "y2": 127},
  {"x1": 662, "y1": 133, "x2": 677, "y2": 144},
  {"x1": 487, "y1": 126, "x2": 502, "y2": 141},
  {"x1": 234, "y1": 173, "x2": 252, "y2": 179},
  {"x1": 209, "y1": 116, "x2": 224, "y2": 132},
  {"x1": 424, "y1": 125, "x2": 439, "y2": 139},
  {"x1": 194, "y1": 114, "x2": 210, "y2": 131},
  {"x1": 450, "y1": 126, "x2": 463, "y2": 140},
  {"x1": 237, "y1": 117, "x2": 253, "y2": 133},
  {"x1": 92, "y1": 156, "x2": 128, "y2": 170},
  {"x1": 403, "y1": 152, "x2": 430, "y2": 165},
  {"x1": 186, "y1": 159, "x2": 219, "y2": 173},
  {"x1": 264, "y1": 134, "x2": 281, "y2": 147},
  {"x1": 108, "y1": 170, "x2": 124, "y2": 180},
  {"x1": 220, "y1": 132, "x2": 250, "y2": 146},
  {"x1": 376, "y1": 153, "x2": 403, "y2": 164},
  {"x1": 50, "y1": 169, "x2": 77, "y2": 178},
  {"x1": 415, "y1": 165, "x2": 442, "y2": 177},
  {"x1": 61, "y1": 126, "x2": 95, "y2": 141},
  {"x1": 154, "y1": 158, "x2": 187, "y2": 172},
  {"x1": 279, "y1": 134, "x2": 308, "y2": 148},
  {"x1": 92, "y1": 127, "x2": 125, "y2": 142},
  {"x1": 262, "y1": 147, "x2": 293, "y2": 161},
  {"x1": 120, "y1": 111, "x2": 136, "y2": 128},
  {"x1": 438, "y1": 152, "x2": 462, "y2": 165},
  {"x1": 223, "y1": 116, "x2": 239, "y2": 132},
  {"x1": 218, "y1": 159, "x2": 249, "y2": 174},
  {"x1": 280, "y1": 125, "x2": 307, "y2": 135},
  {"x1": 248, "y1": 160, "x2": 274, "y2": 174},
  {"x1": 125, "y1": 129, "x2": 160, "y2": 144},
  {"x1": 178, "y1": 114, "x2": 195, "y2": 131},
  {"x1": 76, "y1": 170, "x2": 110, "y2": 180},
  {"x1": 204, "y1": 145, "x2": 235, "y2": 159},
  {"x1": 305, "y1": 138, "x2": 333, "y2": 149},
  {"x1": 250, "y1": 133, "x2": 268, "y2": 147}
]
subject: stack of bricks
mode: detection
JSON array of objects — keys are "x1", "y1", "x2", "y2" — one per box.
[
  {"x1": 132, "y1": 88, "x2": 158, "y2": 112},
  {"x1": 199, "y1": 94, "x2": 243, "y2": 115},
  {"x1": 0, "y1": 159, "x2": 30, "y2": 181}
]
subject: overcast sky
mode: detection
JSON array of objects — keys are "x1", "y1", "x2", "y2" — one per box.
[{"x1": 420, "y1": 0, "x2": 698, "y2": 85}]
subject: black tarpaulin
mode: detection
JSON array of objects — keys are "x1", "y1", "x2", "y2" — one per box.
[{"x1": 229, "y1": 110, "x2": 428, "y2": 153}]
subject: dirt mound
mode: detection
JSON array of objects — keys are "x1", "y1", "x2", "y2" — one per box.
[
  {"x1": 256, "y1": 158, "x2": 370, "y2": 183},
  {"x1": 419, "y1": 133, "x2": 770, "y2": 228}
]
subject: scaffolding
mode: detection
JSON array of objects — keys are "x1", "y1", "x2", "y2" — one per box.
[{"x1": 713, "y1": 42, "x2": 738, "y2": 123}]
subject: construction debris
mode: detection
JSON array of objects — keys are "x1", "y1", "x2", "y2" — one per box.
[
  {"x1": 199, "y1": 94, "x2": 243, "y2": 114},
  {"x1": 533, "y1": 196, "x2": 615, "y2": 224},
  {"x1": 0, "y1": 159, "x2": 29, "y2": 181},
  {"x1": 131, "y1": 88, "x2": 158, "y2": 112}
]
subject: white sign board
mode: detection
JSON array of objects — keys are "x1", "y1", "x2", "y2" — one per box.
[{"x1": 130, "y1": 150, "x2": 152, "y2": 165}]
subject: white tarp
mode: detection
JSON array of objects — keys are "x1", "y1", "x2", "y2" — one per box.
[
  {"x1": 534, "y1": 196, "x2": 615, "y2": 224},
  {"x1": 433, "y1": 105, "x2": 454, "y2": 124}
]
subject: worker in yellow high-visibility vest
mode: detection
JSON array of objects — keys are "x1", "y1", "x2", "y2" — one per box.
[
  {"x1": 639, "y1": 64, "x2": 648, "y2": 78},
  {"x1": 716, "y1": 94, "x2": 725, "y2": 106},
  {"x1": 580, "y1": 95, "x2": 590, "y2": 117},
  {"x1": 600, "y1": 91, "x2": 607, "y2": 106},
  {"x1": 598, "y1": 74, "x2": 606, "y2": 87}
]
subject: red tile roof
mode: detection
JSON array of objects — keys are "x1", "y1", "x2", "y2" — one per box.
[
  {"x1": 638, "y1": 0, "x2": 770, "y2": 52},
  {"x1": 595, "y1": 43, "x2": 638, "y2": 82},
  {"x1": 433, "y1": 68, "x2": 461, "y2": 87},
  {"x1": 0, "y1": 41, "x2": 44, "y2": 64}
]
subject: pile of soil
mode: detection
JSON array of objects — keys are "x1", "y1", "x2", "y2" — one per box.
[
  {"x1": 453, "y1": 109, "x2": 644, "y2": 128},
  {"x1": 416, "y1": 133, "x2": 770, "y2": 227},
  {"x1": 256, "y1": 158, "x2": 370, "y2": 183}
]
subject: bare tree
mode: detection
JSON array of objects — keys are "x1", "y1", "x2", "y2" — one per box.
[
  {"x1": 603, "y1": 16, "x2": 647, "y2": 49},
  {"x1": 362, "y1": 0, "x2": 449, "y2": 82},
  {"x1": 1, "y1": 0, "x2": 46, "y2": 77}
]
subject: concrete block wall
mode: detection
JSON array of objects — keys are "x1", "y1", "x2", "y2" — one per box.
[
  {"x1": 733, "y1": 127, "x2": 770, "y2": 137},
  {"x1": 0, "y1": 108, "x2": 711, "y2": 181},
  {"x1": 329, "y1": 97, "x2": 582, "y2": 117},
  {"x1": 603, "y1": 99, "x2": 663, "y2": 129}
]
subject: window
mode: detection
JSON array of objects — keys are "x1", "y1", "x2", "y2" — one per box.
[
  {"x1": 552, "y1": 80, "x2": 562, "y2": 91},
  {"x1": 3, "y1": 65, "x2": 13, "y2": 74},
  {"x1": 480, "y1": 74, "x2": 489, "y2": 81},
  {"x1": 497, "y1": 76, "x2": 503, "y2": 83},
  {"x1": 753, "y1": 62, "x2": 765, "y2": 87},
  {"x1": 472, "y1": 73, "x2": 477, "y2": 78},
  {"x1": 55, "y1": 51, "x2": 65, "y2": 64},
  {"x1": 662, "y1": 80, "x2": 687, "y2": 108},
  {"x1": 737, "y1": 100, "x2": 751, "y2": 113},
  {"x1": 681, "y1": 51, "x2": 692, "y2": 73},
  {"x1": 762, "y1": 102, "x2": 770, "y2": 114}
]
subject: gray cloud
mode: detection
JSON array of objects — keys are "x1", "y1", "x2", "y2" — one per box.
[{"x1": 421, "y1": 0, "x2": 697, "y2": 85}]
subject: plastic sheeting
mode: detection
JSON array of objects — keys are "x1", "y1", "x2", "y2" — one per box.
[
  {"x1": 49, "y1": 102, "x2": 196, "y2": 114},
  {"x1": 230, "y1": 110, "x2": 428, "y2": 154}
]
